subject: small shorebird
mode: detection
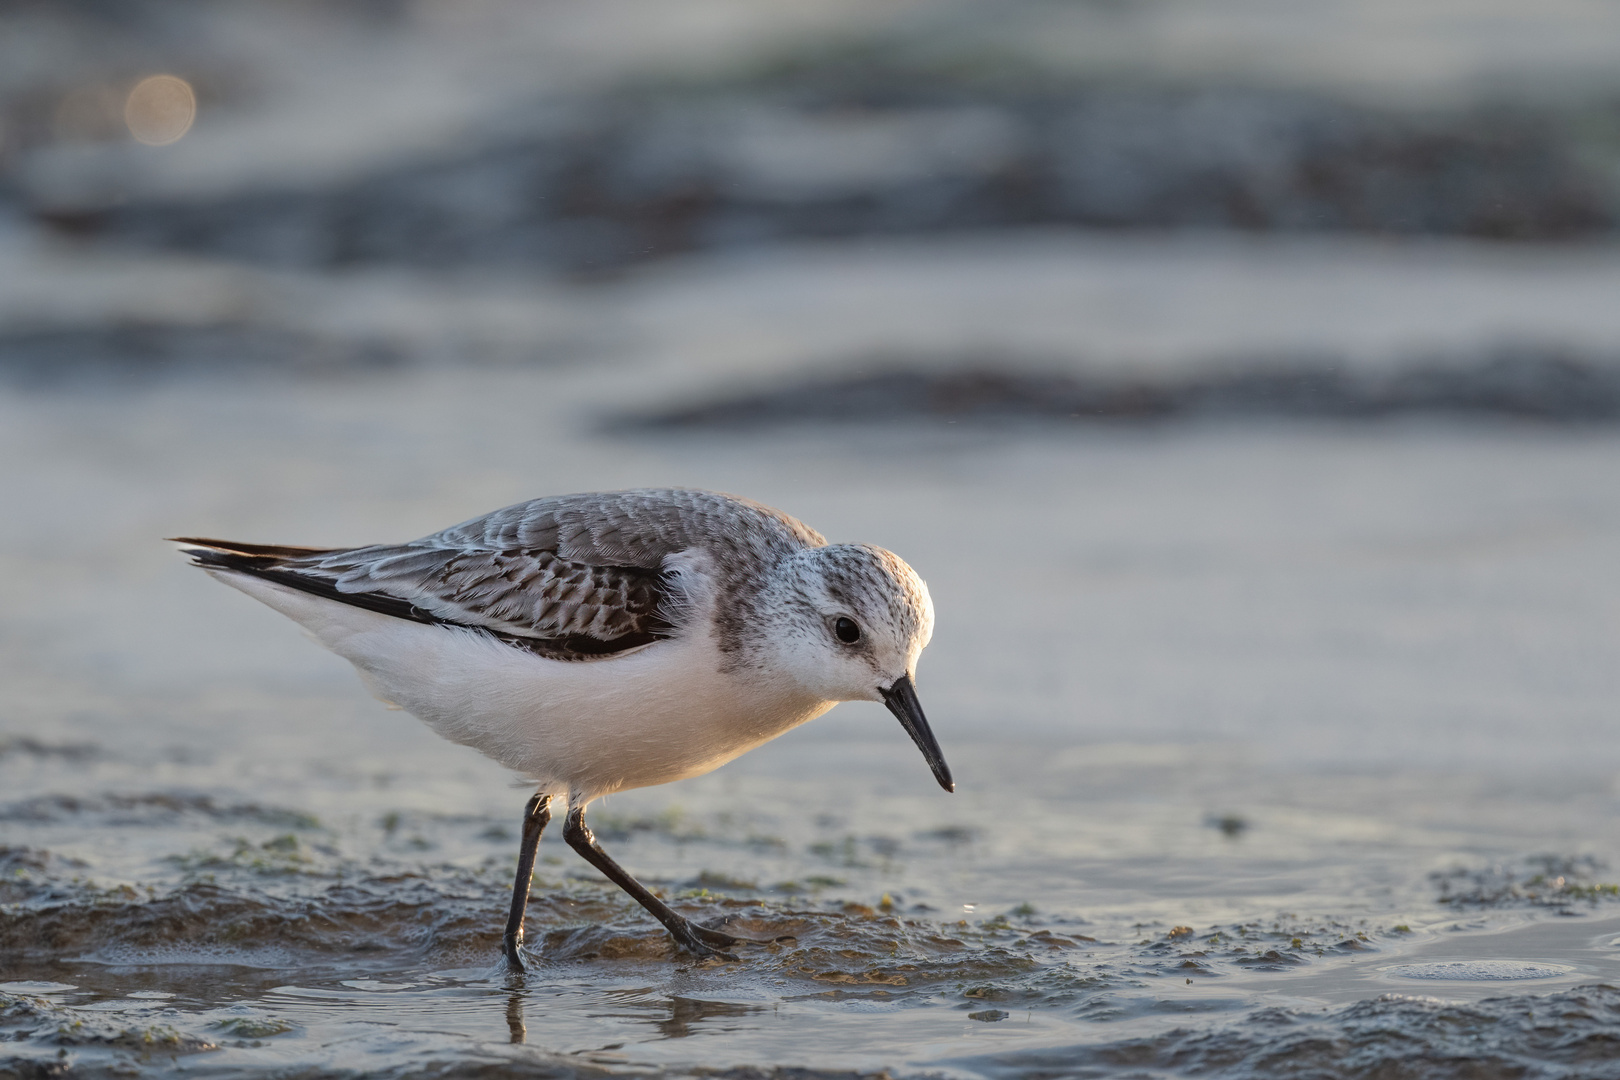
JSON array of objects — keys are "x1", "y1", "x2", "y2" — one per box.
[{"x1": 174, "y1": 488, "x2": 950, "y2": 970}]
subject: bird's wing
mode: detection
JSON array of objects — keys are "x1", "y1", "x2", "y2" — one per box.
[
  {"x1": 175, "y1": 488, "x2": 825, "y2": 660},
  {"x1": 303, "y1": 544, "x2": 670, "y2": 644}
]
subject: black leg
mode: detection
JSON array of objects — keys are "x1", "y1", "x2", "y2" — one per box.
[
  {"x1": 501, "y1": 792, "x2": 552, "y2": 973},
  {"x1": 562, "y1": 805, "x2": 745, "y2": 960}
]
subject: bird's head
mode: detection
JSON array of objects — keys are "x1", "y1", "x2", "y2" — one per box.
[{"x1": 758, "y1": 543, "x2": 951, "y2": 792}]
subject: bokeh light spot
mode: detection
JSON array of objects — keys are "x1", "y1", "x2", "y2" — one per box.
[{"x1": 124, "y1": 74, "x2": 196, "y2": 146}]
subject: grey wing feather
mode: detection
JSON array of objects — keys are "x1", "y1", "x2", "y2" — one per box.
[{"x1": 310, "y1": 545, "x2": 669, "y2": 643}]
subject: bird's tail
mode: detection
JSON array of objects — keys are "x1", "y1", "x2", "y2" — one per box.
[
  {"x1": 169, "y1": 536, "x2": 339, "y2": 573},
  {"x1": 171, "y1": 536, "x2": 440, "y2": 626}
]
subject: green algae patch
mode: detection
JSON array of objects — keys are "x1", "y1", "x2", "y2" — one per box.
[
  {"x1": 215, "y1": 1016, "x2": 297, "y2": 1038},
  {"x1": 590, "y1": 806, "x2": 705, "y2": 842},
  {"x1": 3, "y1": 993, "x2": 218, "y2": 1055},
  {"x1": 172, "y1": 834, "x2": 325, "y2": 876},
  {"x1": 691, "y1": 870, "x2": 759, "y2": 892},
  {"x1": 1435, "y1": 855, "x2": 1620, "y2": 908}
]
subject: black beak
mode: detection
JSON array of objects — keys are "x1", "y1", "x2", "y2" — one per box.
[{"x1": 880, "y1": 674, "x2": 954, "y2": 793}]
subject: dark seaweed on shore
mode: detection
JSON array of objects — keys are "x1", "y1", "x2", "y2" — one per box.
[
  {"x1": 0, "y1": 324, "x2": 407, "y2": 388},
  {"x1": 612, "y1": 348, "x2": 1620, "y2": 431},
  {"x1": 27, "y1": 76, "x2": 1620, "y2": 275}
]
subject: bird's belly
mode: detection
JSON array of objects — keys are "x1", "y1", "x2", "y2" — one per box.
[
  {"x1": 210, "y1": 571, "x2": 831, "y2": 801},
  {"x1": 380, "y1": 630, "x2": 831, "y2": 799}
]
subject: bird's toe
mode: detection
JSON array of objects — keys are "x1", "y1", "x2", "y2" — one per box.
[
  {"x1": 685, "y1": 938, "x2": 740, "y2": 962},
  {"x1": 672, "y1": 921, "x2": 741, "y2": 960},
  {"x1": 690, "y1": 923, "x2": 745, "y2": 949},
  {"x1": 694, "y1": 917, "x2": 796, "y2": 947}
]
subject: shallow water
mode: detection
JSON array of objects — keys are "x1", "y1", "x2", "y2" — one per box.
[
  {"x1": 9, "y1": 737, "x2": 1620, "y2": 1078},
  {"x1": 4, "y1": 352, "x2": 1620, "y2": 1076}
]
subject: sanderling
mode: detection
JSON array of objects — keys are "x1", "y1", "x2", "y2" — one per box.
[{"x1": 174, "y1": 488, "x2": 950, "y2": 970}]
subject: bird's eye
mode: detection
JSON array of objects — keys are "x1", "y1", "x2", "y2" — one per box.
[{"x1": 833, "y1": 617, "x2": 862, "y2": 644}]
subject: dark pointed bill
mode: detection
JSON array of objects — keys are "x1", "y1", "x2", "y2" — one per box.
[{"x1": 880, "y1": 674, "x2": 954, "y2": 793}]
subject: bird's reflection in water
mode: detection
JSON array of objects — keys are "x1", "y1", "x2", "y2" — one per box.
[
  {"x1": 503, "y1": 987, "x2": 764, "y2": 1047},
  {"x1": 505, "y1": 990, "x2": 526, "y2": 1044},
  {"x1": 656, "y1": 996, "x2": 763, "y2": 1039}
]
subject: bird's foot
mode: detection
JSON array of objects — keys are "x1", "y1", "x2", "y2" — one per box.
[
  {"x1": 501, "y1": 935, "x2": 528, "y2": 974},
  {"x1": 667, "y1": 919, "x2": 740, "y2": 961},
  {"x1": 690, "y1": 922, "x2": 745, "y2": 950},
  {"x1": 686, "y1": 918, "x2": 797, "y2": 951}
]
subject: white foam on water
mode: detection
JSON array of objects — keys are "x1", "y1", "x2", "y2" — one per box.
[
  {"x1": 1385, "y1": 961, "x2": 1572, "y2": 981},
  {"x1": 80, "y1": 944, "x2": 297, "y2": 969}
]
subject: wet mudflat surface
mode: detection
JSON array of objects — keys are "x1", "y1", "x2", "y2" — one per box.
[
  {"x1": 7, "y1": 4, "x2": 1620, "y2": 1075},
  {"x1": 9, "y1": 720, "x2": 1620, "y2": 1080}
]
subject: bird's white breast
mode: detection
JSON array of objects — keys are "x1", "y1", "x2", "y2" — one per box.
[{"x1": 208, "y1": 567, "x2": 833, "y2": 803}]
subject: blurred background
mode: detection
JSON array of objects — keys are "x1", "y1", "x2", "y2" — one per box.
[{"x1": 4, "y1": 2, "x2": 1620, "y2": 1077}]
